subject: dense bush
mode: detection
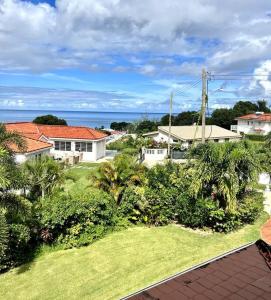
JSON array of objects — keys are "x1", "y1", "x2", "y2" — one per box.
[
  {"x1": 38, "y1": 189, "x2": 118, "y2": 248},
  {"x1": 175, "y1": 191, "x2": 264, "y2": 232},
  {"x1": 120, "y1": 186, "x2": 178, "y2": 225},
  {"x1": 245, "y1": 134, "x2": 266, "y2": 142}
]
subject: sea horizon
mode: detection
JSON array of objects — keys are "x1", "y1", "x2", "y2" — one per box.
[{"x1": 0, "y1": 108, "x2": 167, "y2": 128}]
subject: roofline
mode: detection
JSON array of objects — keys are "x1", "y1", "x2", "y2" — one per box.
[
  {"x1": 24, "y1": 145, "x2": 53, "y2": 154},
  {"x1": 120, "y1": 241, "x2": 256, "y2": 300},
  {"x1": 158, "y1": 127, "x2": 241, "y2": 141},
  {"x1": 47, "y1": 136, "x2": 107, "y2": 141},
  {"x1": 158, "y1": 127, "x2": 186, "y2": 141},
  {"x1": 142, "y1": 131, "x2": 159, "y2": 136}
]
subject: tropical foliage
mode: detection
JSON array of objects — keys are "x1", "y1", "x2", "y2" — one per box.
[
  {"x1": 22, "y1": 156, "x2": 65, "y2": 199},
  {"x1": 91, "y1": 154, "x2": 146, "y2": 204},
  {"x1": 188, "y1": 141, "x2": 259, "y2": 211}
]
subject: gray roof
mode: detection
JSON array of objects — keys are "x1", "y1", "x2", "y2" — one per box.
[{"x1": 158, "y1": 125, "x2": 242, "y2": 141}]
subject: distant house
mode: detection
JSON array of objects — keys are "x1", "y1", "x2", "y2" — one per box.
[
  {"x1": 143, "y1": 125, "x2": 242, "y2": 149},
  {"x1": 231, "y1": 112, "x2": 271, "y2": 135},
  {"x1": 5, "y1": 122, "x2": 108, "y2": 163},
  {"x1": 9, "y1": 136, "x2": 53, "y2": 164}
]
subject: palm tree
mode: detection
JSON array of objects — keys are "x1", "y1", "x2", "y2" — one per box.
[
  {"x1": 0, "y1": 123, "x2": 25, "y2": 152},
  {"x1": 189, "y1": 141, "x2": 259, "y2": 211},
  {"x1": 23, "y1": 156, "x2": 64, "y2": 199},
  {"x1": 91, "y1": 154, "x2": 146, "y2": 205}
]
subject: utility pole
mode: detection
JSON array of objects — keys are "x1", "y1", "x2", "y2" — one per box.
[
  {"x1": 201, "y1": 68, "x2": 207, "y2": 143},
  {"x1": 167, "y1": 91, "x2": 173, "y2": 159}
]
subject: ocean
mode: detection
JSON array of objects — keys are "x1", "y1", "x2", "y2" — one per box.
[{"x1": 0, "y1": 109, "x2": 166, "y2": 128}]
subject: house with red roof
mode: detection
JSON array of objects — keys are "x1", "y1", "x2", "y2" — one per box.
[
  {"x1": 5, "y1": 122, "x2": 108, "y2": 163},
  {"x1": 231, "y1": 112, "x2": 271, "y2": 135}
]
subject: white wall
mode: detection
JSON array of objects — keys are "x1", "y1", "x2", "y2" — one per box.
[
  {"x1": 14, "y1": 148, "x2": 51, "y2": 164},
  {"x1": 143, "y1": 148, "x2": 168, "y2": 161},
  {"x1": 48, "y1": 138, "x2": 106, "y2": 162},
  {"x1": 237, "y1": 119, "x2": 271, "y2": 135}
]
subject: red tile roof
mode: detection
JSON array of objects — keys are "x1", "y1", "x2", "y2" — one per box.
[
  {"x1": 9, "y1": 137, "x2": 52, "y2": 154},
  {"x1": 37, "y1": 125, "x2": 107, "y2": 140},
  {"x1": 5, "y1": 122, "x2": 108, "y2": 140},
  {"x1": 125, "y1": 241, "x2": 271, "y2": 300},
  {"x1": 236, "y1": 113, "x2": 271, "y2": 122}
]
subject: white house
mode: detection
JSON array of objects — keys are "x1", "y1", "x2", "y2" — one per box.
[
  {"x1": 10, "y1": 136, "x2": 53, "y2": 164},
  {"x1": 231, "y1": 112, "x2": 271, "y2": 135},
  {"x1": 143, "y1": 125, "x2": 242, "y2": 149},
  {"x1": 5, "y1": 122, "x2": 108, "y2": 163}
]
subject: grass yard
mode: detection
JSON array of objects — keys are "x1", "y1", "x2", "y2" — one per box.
[
  {"x1": 64, "y1": 162, "x2": 99, "y2": 192},
  {"x1": 0, "y1": 213, "x2": 268, "y2": 300}
]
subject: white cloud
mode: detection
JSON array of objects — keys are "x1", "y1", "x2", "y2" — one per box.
[{"x1": 0, "y1": 0, "x2": 271, "y2": 75}]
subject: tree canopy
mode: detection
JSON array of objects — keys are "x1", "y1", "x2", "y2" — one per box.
[{"x1": 33, "y1": 115, "x2": 67, "y2": 126}]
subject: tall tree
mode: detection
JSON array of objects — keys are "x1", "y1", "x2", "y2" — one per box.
[
  {"x1": 189, "y1": 141, "x2": 259, "y2": 211},
  {"x1": 91, "y1": 154, "x2": 146, "y2": 205},
  {"x1": 257, "y1": 100, "x2": 270, "y2": 113},
  {"x1": 23, "y1": 156, "x2": 64, "y2": 199},
  {"x1": 33, "y1": 115, "x2": 67, "y2": 126},
  {"x1": 232, "y1": 101, "x2": 258, "y2": 117},
  {"x1": 209, "y1": 108, "x2": 235, "y2": 129}
]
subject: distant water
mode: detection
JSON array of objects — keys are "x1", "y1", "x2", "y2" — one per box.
[{"x1": 0, "y1": 109, "x2": 166, "y2": 128}]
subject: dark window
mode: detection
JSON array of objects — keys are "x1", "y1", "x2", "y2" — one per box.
[
  {"x1": 60, "y1": 142, "x2": 65, "y2": 151},
  {"x1": 87, "y1": 143, "x2": 92, "y2": 152},
  {"x1": 225, "y1": 138, "x2": 230, "y2": 142},
  {"x1": 75, "y1": 142, "x2": 80, "y2": 151},
  {"x1": 66, "y1": 142, "x2": 71, "y2": 151},
  {"x1": 55, "y1": 141, "x2": 60, "y2": 150},
  {"x1": 55, "y1": 141, "x2": 71, "y2": 151},
  {"x1": 75, "y1": 142, "x2": 92, "y2": 152},
  {"x1": 214, "y1": 139, "x2": 219, "y2": 143},
  {"x1": 81, "y1": 142, "x2": 86, "y2": 152}
]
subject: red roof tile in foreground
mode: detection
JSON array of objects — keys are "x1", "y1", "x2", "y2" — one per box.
[
  {"x1": 124, "y1": 241, "x2": 271, "y2": 300},
  {"x1": 236, "y1": 113, "x2": 271, "y2": 122},
  {"x1": 9, "y1": 137, "x2": 53, "y2": 154},
  {"x1": 261, "y1": 219, "x2": 271, "y2": 246},
  {"x1": 5, "y1": 122, "x2": 107, "y2": 140}
]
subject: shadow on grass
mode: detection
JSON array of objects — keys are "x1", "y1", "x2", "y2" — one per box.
[{"x1": 15, "y1": 244, "x2": 39, "y2": 275}]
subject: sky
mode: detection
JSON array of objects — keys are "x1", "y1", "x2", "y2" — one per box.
[{"x1": 1, "y1": 0, "x2": 271, "y2": 113}]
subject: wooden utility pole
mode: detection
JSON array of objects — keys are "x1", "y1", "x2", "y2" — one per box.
[
  {"x1": 167, "y1": 91, "x2": 173, "y2": 158},
  {"x1": 201, "y1": 68, "x2": 207, "y2": 143}
]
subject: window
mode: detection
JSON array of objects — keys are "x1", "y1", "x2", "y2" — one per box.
[
  {"x1": 157, "y1": 149, "x2": 164, "y2": 154},
  {"x1": 146, "y1": 149, "x2": 155, "y2": 154},
  {"x1": 54, "y1": 141, "x2": 71, "y2": 151},
  {"x1": 225, "y1": 138, "x2": 230, "y2": 142},
  {"x1": 55, "y1": 141, "x2": 60, "y2": 150},
  {"x1": 214, "y1": 139, "x2": 219, "y2": 143},
  {"x1": 75, "y1": 142, "x2": 93, "y2": 152}
]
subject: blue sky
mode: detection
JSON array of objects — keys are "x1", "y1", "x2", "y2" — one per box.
[{"x1": 1, "y1": 0, "x2": 271, "y2": 112}]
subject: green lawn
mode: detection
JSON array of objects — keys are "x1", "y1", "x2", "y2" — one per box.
[
  {"x1": 64, "y1": 162, "x2": 99, "y2": 192},
  {"x1": 0, "y1": 213, "x2": 268, "y2": 300}
]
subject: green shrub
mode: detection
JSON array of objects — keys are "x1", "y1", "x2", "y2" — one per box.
[
  {"x1": 120, "y1": 186, "x2": 178, "y2": 225},
  {"x1": 209, "y1": 210, "x2": 241, "y2": 233},
  {"x1": 38, "y1": 189, "x2": 118, "y2": 248},
  {"x1": 245, "y1": 134, "x2": 265, "y2": 142},
  {"x1": 175, "y1": 196, "x2": 218, "y2": 228},
  {"x1": 8, "y1": 224, "x2": 31, "y2": 262},
  {"x1": 0, "y1": 211, "x2": 8, "y2": 271},
  {"x1": 238, "y1": 191, "x2": 264, "y2": 223}
]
